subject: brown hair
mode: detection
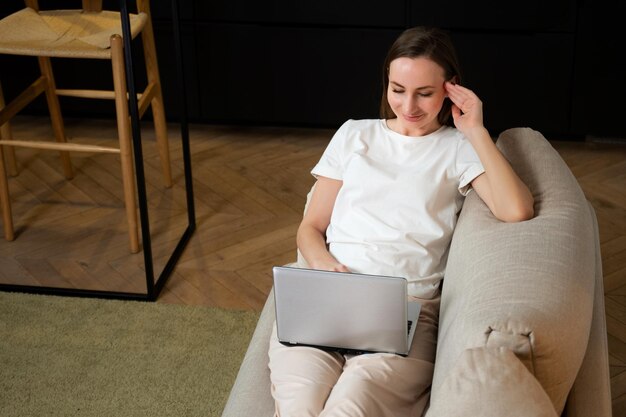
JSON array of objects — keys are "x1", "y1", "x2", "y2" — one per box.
[{"x1": 380, "y1": 27, "x2": 462, "y2": 126}]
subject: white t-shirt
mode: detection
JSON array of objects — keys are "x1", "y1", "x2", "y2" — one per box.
[{"x1": 311, "y1": 119, "x2": 485, "y2": 299}]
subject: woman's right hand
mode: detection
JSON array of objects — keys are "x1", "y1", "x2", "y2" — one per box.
[
  {"x1": 309, "y1": 259, "x2": 350, "y2": 273},
  {"x1": 297, "y1": 177, "x2": 348, "y2": 273}
]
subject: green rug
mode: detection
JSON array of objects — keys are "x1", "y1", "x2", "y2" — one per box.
[{"x1": 0, "y1": 291, "x2": 260, "y2": 417}]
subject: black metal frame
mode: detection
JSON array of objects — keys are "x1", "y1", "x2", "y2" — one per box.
[{"x1": 0, "y1": 0, "x2": 195, "y2": 301}]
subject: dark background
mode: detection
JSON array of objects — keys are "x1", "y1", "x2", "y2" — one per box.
[{"x1": 1, "y1": 0, "x2": 625, "y2": 140}]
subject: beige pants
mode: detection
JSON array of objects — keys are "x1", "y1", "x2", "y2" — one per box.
[{"x1": 268, "y1": 294, "x2": 440, "y2": 417}]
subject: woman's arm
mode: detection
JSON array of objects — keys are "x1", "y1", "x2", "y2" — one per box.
[
  {"x1": 445, "y1": 82, "x2": 534, "y2": 222},
  {"x1": 297, "y1": 176, "x2": 350, "y2": 271}
]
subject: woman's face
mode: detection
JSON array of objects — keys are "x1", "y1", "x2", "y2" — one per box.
[{"x1": 387, "y1": 56, "x2": 448, "y2": 137}]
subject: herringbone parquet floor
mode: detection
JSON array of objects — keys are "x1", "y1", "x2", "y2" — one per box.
[{"x1": 0, "y1": 116, "x2": 624, "y2": 415}]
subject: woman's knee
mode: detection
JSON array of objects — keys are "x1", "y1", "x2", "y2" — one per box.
[
  {"x1": 273, "y1": 386, "x2": 329, "y2": 417},
  {"x1": 320, "y1": 378, "x2": 385, "y2": 417}
]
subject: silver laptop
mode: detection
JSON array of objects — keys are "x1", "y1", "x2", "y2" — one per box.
[{"x1": 273, "y1": 266, "x2": 421, "y2": 356}]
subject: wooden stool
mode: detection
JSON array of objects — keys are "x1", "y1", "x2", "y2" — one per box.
[{"x1": 0, "y1": 0, "x2": 172, "y2": 253}]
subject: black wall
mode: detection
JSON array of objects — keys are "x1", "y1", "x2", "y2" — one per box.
[{"x1": 1, "y1": 0, "x2": 625, "y2": 139}]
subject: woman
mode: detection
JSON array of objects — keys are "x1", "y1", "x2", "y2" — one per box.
[{"x1": 268, "y1": 26, "x2": 534, "y2": 417}]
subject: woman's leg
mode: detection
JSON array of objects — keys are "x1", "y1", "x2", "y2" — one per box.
[
  {"x1": 268, "y1": 323, "x2": 345, "y2": 417},
  {"x1": 320, "y1": 295, "x2": 440, "y2": 417}
]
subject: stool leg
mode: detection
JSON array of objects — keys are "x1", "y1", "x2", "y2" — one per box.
[
  {"x1": 111, "y1": 34, "x2": 139, "y2": 254},
  {"x1": 0, "y1": 123, "x2": 18, "y2": 177},
  {"x1": 0, "y1": 83, "x2": 18, "y2": 176},
  {"x1": 0, "y1": 144, "x2": 15, "y2": 241},
  {"x1": 140, "y1": 6, "x2": 172, "y2": 188},
  {"x1": 38, "y1": 57, "x2": 73, "y2": 179}
]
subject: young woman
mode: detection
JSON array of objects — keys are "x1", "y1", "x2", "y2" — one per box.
[{"x1": 268, "y1": 26, "x2": 534, "y2": 417}]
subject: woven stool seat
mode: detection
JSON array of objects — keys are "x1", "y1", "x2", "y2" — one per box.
[{"x1": 0, "y1": 7, "x2": 147, "y2": 59}]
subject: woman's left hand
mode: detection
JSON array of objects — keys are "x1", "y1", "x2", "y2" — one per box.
[{"x1": 445, "y1": 82, "x2": 485, "y2": 136}]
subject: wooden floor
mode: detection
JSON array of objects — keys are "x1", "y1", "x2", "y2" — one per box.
[{"x1": 0, "y1": 116, "x2": 624, "y2": 414}]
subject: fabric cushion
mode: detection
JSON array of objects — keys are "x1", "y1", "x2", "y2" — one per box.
[
  {"x1": 430, "y1": 128, "x2": 596, "y2": 415},
  {"x1": 220, "y1": 288, "x2": 276, "y2": 417},
  {"x1": 427, "y1": 347, "x2": 558, "y2": 417}
]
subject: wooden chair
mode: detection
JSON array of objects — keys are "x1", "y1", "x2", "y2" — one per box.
[{"x1": 0, "y1": 0, "x2": 172, "y2": 253}]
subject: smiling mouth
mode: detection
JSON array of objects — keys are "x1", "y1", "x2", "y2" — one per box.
[{"x1": 403, "y1": 114, "x2": 424, "y2": 122}]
